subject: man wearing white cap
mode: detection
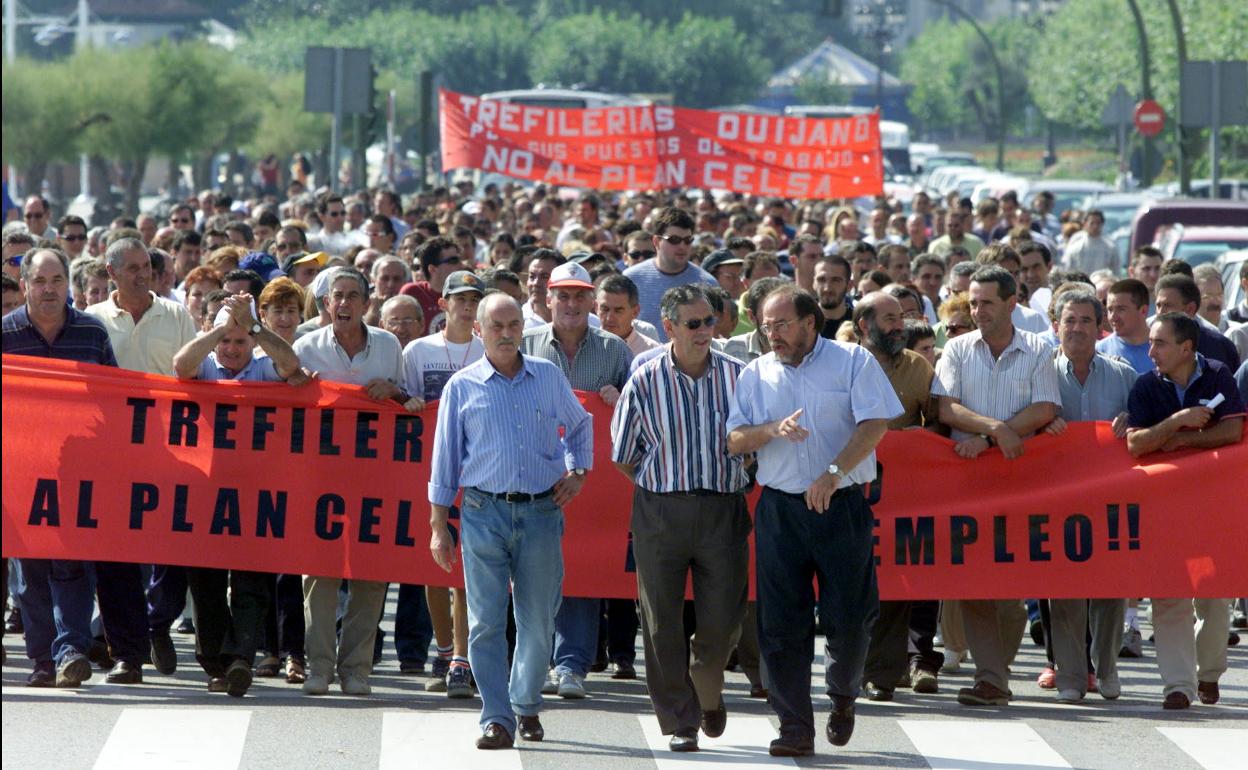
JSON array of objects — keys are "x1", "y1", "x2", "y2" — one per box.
[{"x1": 522, "y1": 260, "x2": 630, "y2": 699}]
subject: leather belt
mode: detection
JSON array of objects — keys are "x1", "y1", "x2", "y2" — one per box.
[{"x1": 471, "y1": 487, "x2": 555, "y2": 504}]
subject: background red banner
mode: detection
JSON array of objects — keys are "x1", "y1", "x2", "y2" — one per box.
[{"x1": 3, "y1": 355, "x2": 1244, "y2": 599}]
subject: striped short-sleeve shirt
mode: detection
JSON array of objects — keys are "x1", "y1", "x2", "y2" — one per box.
[{"x1": 611, "y1": 347, "x2": 749, "y2": 494}]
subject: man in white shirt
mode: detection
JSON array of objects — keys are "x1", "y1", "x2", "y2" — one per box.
[{"x1": 1062, "y1": 210, "x2": 1119, "y2": 275}]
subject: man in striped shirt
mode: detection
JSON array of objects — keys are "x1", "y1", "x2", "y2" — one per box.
[
  {"x1": 932, "y1": 265, "x2": 1060, "y2": 707},
  {"x1": 611, "y1": 284, "x2": 751, "y2": 753}
]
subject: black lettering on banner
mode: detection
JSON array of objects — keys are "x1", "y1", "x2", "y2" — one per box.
[
  {"x1": 169, "y1": 400, "x2": 200, "y2": 446},
  {"x1": 318, "y1": 409, "x2": 341, "y2": 456},
  {"x1": 252, "y1": 406, "x2": 277, "y2": 451},
  {"x1": 129, "y1": 483, "x2": 158, "y2": 529},
  {"x1": 28, "y1": 478, "x2": 60, "y2": 526},
  {"x1": 210, "y1": 488, "x2": 242, "y2": 536},
  {"x1": 76, "y1": 480, "x2": 97, "y2": 529},
  {"x1": 315, "y1": 494, "x2": 345, "y2": 540},
  {"x1": 895, "y1": 516, "x2": 935, "y2": 565},
  {"x1": 993, "y1": 515, "x2": 1015, "y2": 563},
  {"x1": 172, "y1": 484, "x2": 193, "y2": 532},
  {"x1": 256, "y1": 490, "x2": 287, "y2": 538},
  {"x1": 395, "y1": 500, "x2": 417, "y2": 546},
  {"x1": 213, "y1": 403, "x2": 238, "y2": 450},
  {"x1": 126, "y1": 397, "x2": 156, "y2": 444},
  {"x1": 289, "y1": 408, "x2": 306, "y2": 453},
  {"x1": 393, "y1": 414, "x2": 423, "y2": 462},
  {"x1": 359, "y1": 497, "x2": 383, "y2": 544},
  {"x1": 1064, "y1": 514, "x2": 1093, "y2": 562},
  {"x1": 1028, "y1": 514, "x2": 1052, "y2": 562},
  {"x1": 355, "y1": 412, "x2": 379, "y2": 459},
  {"x1": 950, "y1": 515, "x2": 977, "y2": 565}
]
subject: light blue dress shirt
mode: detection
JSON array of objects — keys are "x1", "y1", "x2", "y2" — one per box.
[
  {"x1": 726, "y1": 336, "x2": 902, "y2": 494},
  {"x1": 429, "y1": 354, "x2": 593, "y2": 507}
]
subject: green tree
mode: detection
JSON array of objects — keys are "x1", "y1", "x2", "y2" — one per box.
[
  {"x1": 654, "y1": 13, "x2": 770, "y2": 108},
  {"x1": 528, "y1": 12, "x2": 663, "y2": 95},
  {"x1": 1, "y1": 58, "x2": 99, "y2": 197}
]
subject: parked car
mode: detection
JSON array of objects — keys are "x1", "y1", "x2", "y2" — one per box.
[
  {"x1": 1158, "y1": 225, "x2": 1248, "y2": 268},
  {"x1": 1129, "y1": 199, "x2": 1248, "y2": 255},
  {"x1": 1079, "y1": 192, "x2": 1157, "y2": 236},
  {"x1": 1023, "y1": 180, "x2": 1111, "y2": 217},
  {"x1": 1216, "y1": 249, "x2": 1247, "y2": 317}
]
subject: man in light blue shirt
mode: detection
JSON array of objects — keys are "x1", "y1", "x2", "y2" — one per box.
[
  {"x1": 429, "y1": 293, "x2": 592, "y2": 751},
  {"x1": 622, "y1": 207, "x2": 717, "y2": 341},
  {"x1": 726, "y1": 285, "x2": 901, "y2": 758},
  {"x1": 1098, "y1": 278, "x2": 1155, "y2": 375}
]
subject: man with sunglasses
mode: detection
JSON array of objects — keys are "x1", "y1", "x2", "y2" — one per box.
[
  {"x1": 623, "y1": 230, "x2": 656, "y2": 268},
  {"x1": 309, "y1": 194, "x2": 366, "y2": 257},
  {"x1": 56, "y1": 215, "x2": 88, "y2": 259},
  {"x1": 727, "y1": 284, "x2": 900, "y2": 757},
  {"x1": 611, "y1": 284, "x2": 751, "y2": 752},
  {"x1": 3, "y1": 231, "x2": 37, "y2": 280},
  {"x1": 22, "y1": 195, "x2": 57, "y2": 240},
  {"x1": 623, "y1": 208, "x2": 717, "y2": 342},
  {"x1": 168, "y1": 203, "x2": 196, "y2": 233},
  {"x1": 401, "y1": 236, "x2": 464, "y2": 335}
]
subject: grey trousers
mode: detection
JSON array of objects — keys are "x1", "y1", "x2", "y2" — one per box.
[
  {"x1": 962, "y1": 599, "x2": 1028, "y2": 692},
  {"x1": 1049, "y1": 598, "x2": 1125, "y2": 695},
  {"x1": 632, "y1": 487, "x2": 751, "y2": 735}
]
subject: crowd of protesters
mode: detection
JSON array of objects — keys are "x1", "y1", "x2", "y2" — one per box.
[{"x1": 3, "y1": 177, "x2": 1247, "y2": 755}]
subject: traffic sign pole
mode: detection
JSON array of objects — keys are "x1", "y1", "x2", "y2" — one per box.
[{"x1": 1211, "y1": 61, "x2": 1221, "y2": 199}]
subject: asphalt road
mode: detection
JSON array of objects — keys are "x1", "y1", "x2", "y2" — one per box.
[{"x1": 3, "y1": 600, "x2": 1244, "y2": 770}]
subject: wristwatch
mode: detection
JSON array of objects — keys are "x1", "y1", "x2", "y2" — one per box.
[
  {"x1": 249, "y1": 322, "x2": 262, "y2": 336},
  {"x1": 977, "y1": 433, "x2": 993, "y2": 446},
  {"x1": 572, "y1": 468, "x2": 587, "y2": 477},
  {"x1": 826, "y1": 463, "x2": 843, "y2": 481}
]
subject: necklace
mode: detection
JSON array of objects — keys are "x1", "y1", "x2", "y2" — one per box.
[{"x1": 443, "y1": 331, "x2": 473, "y2": 369}]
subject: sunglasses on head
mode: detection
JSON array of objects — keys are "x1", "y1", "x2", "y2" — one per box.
[
  {"x1": 679, "y1": 315, "x2": 718, "y2": 331},
  {"x1": 659, "y1": 234, "x2": 695, "y2": 246}
]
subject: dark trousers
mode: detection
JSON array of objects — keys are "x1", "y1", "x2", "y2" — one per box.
[
  {"x1": 632, "y1": 487, "x2": 751, "y2": 735},
  {"x1": 865, "y1": 600, "x2": 911, "y2": 688},
  {"x1": 395, "y1": 583, "x2": 434, "y2": 664},
  {"x1": 187, "y1": 567, "x2": 270, "y2": 677},
  {"x1": 908, "y1": 600, "x2": 941, "y2": 674},
  {"x1": 756, "y1": 486, "x2": 878, "y2": 740},
  {"x1": 147, "y1": 564, "x2": 187, "y2": 636},
  {"x1": 95, "y1": 561, "x2": 148, "y2": 666},
  {"x1": 600, "y1": 598, "x2": 640, "y2": 665},
  {"x1": 262, "y1": 573, "x2": 306, "y2": 661}
]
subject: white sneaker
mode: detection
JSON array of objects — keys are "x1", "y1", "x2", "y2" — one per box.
[
  {"x1": 556, "y1": 672, "x2": 586, "y2": 699},
  {"x1": 1056, "y1": 688, "x2": 1083, "y2": 703},
  {"x1": 340, "y1": 675, "x2": 371, "y2": 696},
  {"x1": 941, "y1": 649, "x2": 966, "y2": 673},
  {"x1": 1097, "y1": 676, "x2": 1121, "y2": 700},
  {"x1": 302, "y1": 673, "x2": 331, "y2": 695},
  {"x1": 540, "y1": 669, "x2": 558, "y2": 695}
]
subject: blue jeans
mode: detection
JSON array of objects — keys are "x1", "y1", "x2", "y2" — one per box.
[
  {"x1": 553, "y1": 597, "x2": 600, "y2": 677},
  {"x1": 460, "y1": 488, "x2": 564, "y2": 736},
  {"x1": 14, "y1": 559, "x2": 96, "y2": 665}
]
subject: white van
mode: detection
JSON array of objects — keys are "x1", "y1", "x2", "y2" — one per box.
[
  {"x1": 783, "y1": 105, "x2": 912, "y2": 177},
  {"x1": 479, "y1": 88, "x2": 651, "y2": 109}
]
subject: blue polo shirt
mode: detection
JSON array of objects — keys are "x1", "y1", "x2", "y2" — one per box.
[
  {"x1": 1126, "y1": 354, "x2": 1245, "y2": 429},
  {"x1": 2, "y1": 304, "x2": 117, "y2": 366}
]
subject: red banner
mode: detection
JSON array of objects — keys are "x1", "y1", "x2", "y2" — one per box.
[
  {"x1": 438, "y1": 88, "x2": 884, "y2": 199},
  {"x1": 3, "y1": 355, "x2": 1245, "y2": 599}
]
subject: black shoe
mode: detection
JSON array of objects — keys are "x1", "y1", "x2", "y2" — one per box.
[
  {"x1": 5, "y1": 607, "x2": 23, "y2": 634},
  {"x1": 1162, "y1": 691, "x2": 1191, "y2": 710},
  {"x1": 827, "y1": 697, "x2": 855, "y2": 747},
  {"x1": 174, "y1": 617, "x2": 195, "y2": 635},
  {"x1": 149, "y1": 632, "x2": 177, "y2": 675},
  {"x1": 1197, "y1": 681, "x2": 1220, "y2": 705},
  {"x1": 669, "y1": 729, "x2": 699, "y2": 752},
  {"x1": 87, "y1": 639, "x2": 115, "y2": 670},
  {"x1": 749, "y1": 685, "x2": 769, "y2": 699},
  {"x1": 610, "y1": 660, "x2": 637, "y2": 680},
  {"x1": 769, "y1": 734, "x2": 814, "y2": 757},
  {"x1": 225, "y1": 660, "x2": 252, "y2": 698},
  {"x1": 863, "y1": 682, "x2": 894, "y2": 702},
  {"x1": 105, "y1": 660, "x2": 143, "y2": 684},
  {"x1": 701, "y1": 701, "x2": 727, "y2": 738},
  {"x1": 589, "y1": 658, "x2": 609, "y2": 673},
  {"x1": 56, "y1": 653, "x2": 93, "y2": 688},
  {"x1": 725, "y1": 650, "x2": 740, "y2": 672},
  {"x1": 476, "y1": 723, "x2": 514, "y2": 750},
  {"x1": 518, "y1": 715, "x2": 544, "y2": 742},
  {"x1": 1230, "y1": 633, "x2": 1241, "y2": 647},
  {"x1": 399, "y1": 660, "x2": 426, "y2": 675},
  {"x1": 1030, "y1": 618, "x2": 1045, "y2": 646},
  {"x1": 208, "y1": 676, "x2": 229, "y2": 693},
  {"x1": 27, "y1": 663, "x2": 55, "y2": 688}
]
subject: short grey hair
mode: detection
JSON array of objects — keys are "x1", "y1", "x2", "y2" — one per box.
[
  {"x1": 1053, "y1": 288, "x2": 1104, "y2": 326},
  {"x1": 476, "y1": 292, "x2": 522, "y2": 324},
  {"x1": 1192, "y1": 263, "x2": 1222, "y2": 285},
  {"x1": 328, "y1": 266, "x2": 370, "y2": 297},
  {"x1": 103, "y1": 237, "x2": 147, "y2": 271},
  {"x1": 659, "y1": 283, "x2": 710, "y2": 323},
  {"x1": 371, "y1": 254, "x2": 412, "y2": 282},
  {"x1": 19, "y1": 247, "x2": 70, "y2": 282},
  {"x1": 380, "y1": 294, "x2": 422, "y2": 318}
]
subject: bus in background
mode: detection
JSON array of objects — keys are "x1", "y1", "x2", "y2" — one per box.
[
  {"x1": 783, "y1": 104, "x2": 911, "y2": 178},
  {"x1": 479, "y1": 88, "x2": 653, "y2": 109}
]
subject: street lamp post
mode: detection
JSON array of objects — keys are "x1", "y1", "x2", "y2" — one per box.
[
  {"x1": 854, "y1": 0, "x2": 905, "y2": 114},
  {"x1": 926, "y1": 0, "x2": 1007, "y2": 171}
]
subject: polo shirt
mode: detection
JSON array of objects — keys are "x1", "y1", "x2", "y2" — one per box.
[
  {"x1": 1053, "y1": 350, "x2": 1137, "y2": 421},
  {"x1": 521, "y1": 324, "x2": 630, "y2": 391},
  {"x1": 1096, "y1": 333, "x2": 1153, "y2": 375},
  {"x1": 1127, "y1": 354, "x2": 1245, "y2": 429},
  {"x1": 876, "y1": 348, "x2": 938, "y2": 430},
  {"x1": 292, "y1": 323, "x2": 404, "y2": 387},
  {"x1": 85, "y1": 292, "x2": 197, "y2": 375},
  {"x1": 195, "y1": 351, "x2": 282, "y2": 382},
  {"x1": 2, "y1": 304, "x2": 117, "y2": 366}
]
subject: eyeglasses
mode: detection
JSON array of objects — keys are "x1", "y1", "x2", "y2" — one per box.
[
  {"x1": 61, "y1": 234, "x2": 87, "y2": 242},
  {"x1": 659, "y1": 234, "x2": 695, "y2": 246},
  {"x1": 385, "y1": 318, "x2": 424, "y2": 326},
  {"x1": 435, "y1": 256, "x2": 463, "y2": 266},
  {"x1": 171, "y1": 217, "x2": 192, "y2": 224},
  {"x1": 628, "y1": 250, "x2": 656, "y2": 260},
  {"x1": 326, "y1": 210, "x2": 346, "y2": 217},
  {"x1": 758, "y1": 318, "x2": 798, "y2": 336},
  {"x1": 4, "y1": 255, "x2": 22, "y2": 267},
  {"x1": 946, "y1": 323, "x2": 972, "y2": 333},
  {"x1": 679, "y1": 315, "x2": 718, "y2": 331}
]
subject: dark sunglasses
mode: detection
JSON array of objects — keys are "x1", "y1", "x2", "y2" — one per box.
[
  {"x1": 659, "y1": 234, "x2": 695, "y2": 246},
  {"x1": 679, "y1": 315, "x2": 718, "y2": 331},
  {"x1": 435, "y1": 256, "x2": 463, "y2": 266},
  {"x1": 171, "y1": 217, "x2": 192, "y2": 224},
  {"x1": 628, "y1": 250, "x2": 656, "y2": 260},
  {"x1": 946, "y1": 323, "x2": 972, "y2": 333},
  {"x1": 4, "y1": 255, "x2": 22, "y2": 267},
  {"x1": 61, "y1": 234, "x2": 87, "y2": 242},
  {"x1": 325, "y1": 210, "x2": 346, "y2": 217}
]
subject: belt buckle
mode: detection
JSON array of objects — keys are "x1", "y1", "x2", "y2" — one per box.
[{"x1": 503, "y1": 491, "x2": 526, "y2": 503}]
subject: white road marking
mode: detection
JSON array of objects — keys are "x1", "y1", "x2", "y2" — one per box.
[
  {"x1": 1158, "y1": 727, "x2": 1246, "y2": 770},
  {"x1": 638, "y1": 714, "x2": 797, "y2": 768},
  {"x1": 93, "y1": 708, "x2": 250, "y2": 770},
  {"x1": 900, "y1": 720, "x2": 1072, "y2": 769}
]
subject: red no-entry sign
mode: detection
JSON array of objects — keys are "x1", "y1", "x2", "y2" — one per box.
[{"x1": 1134, "y1": 99, "x2": 1166, "y2": 137}]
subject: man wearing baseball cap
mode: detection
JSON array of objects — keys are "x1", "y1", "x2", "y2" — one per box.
[
  {"x1": 702, "y1": 250, "x2": 746, "y2": 301},
  {"x1": 522, "y1": 260, "x2": 630, "y2": 699}
]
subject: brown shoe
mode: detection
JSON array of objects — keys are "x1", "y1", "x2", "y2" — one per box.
[
  {"x1": 957, "y1": 680, "x2": 1011, "y2": 706},
  {"x1": 1162, "y1": 691, "x2": 1191, "y2": 710},
  {"x1": 1197, "y1": 682, "x2": 1219, "y2": 705}
]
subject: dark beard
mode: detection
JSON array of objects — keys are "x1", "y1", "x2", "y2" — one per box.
[{"x1": 869, "y1": 325, "x2": 906, "y2": 357}]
